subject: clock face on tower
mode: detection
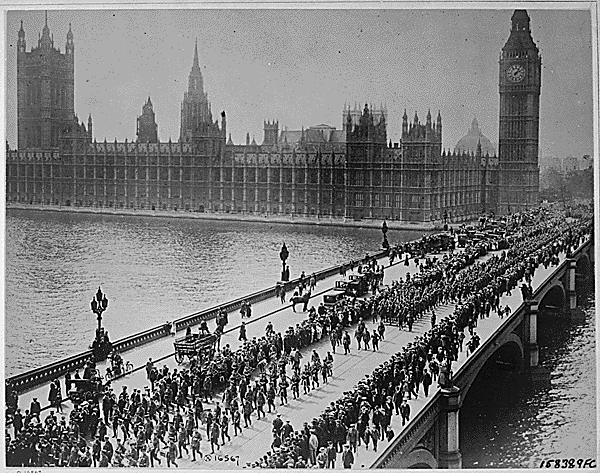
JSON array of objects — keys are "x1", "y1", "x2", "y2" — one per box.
[{"x1": 506, "y1": 64, "x2": 526, "y2": 82}]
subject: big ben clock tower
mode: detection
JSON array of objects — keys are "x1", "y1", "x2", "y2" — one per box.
[{"x1": 497, "y1": 10, "x2": 541, "y2": 214}]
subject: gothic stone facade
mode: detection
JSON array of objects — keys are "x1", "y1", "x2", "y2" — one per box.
[{"x1": 8, "y1": 12, "x2": 542, "y2": 223}]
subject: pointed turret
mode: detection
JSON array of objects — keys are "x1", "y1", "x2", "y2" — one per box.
[
  {"x1": 40, "y1": 11, "x2": 52, "y2": 49},
  {"x1": 17, "y1": 20, "x2": 26, "y2": 53},
  {"x1": 227, "y1": 133, "x2": 233, "y2": 146},
  {"x1": 137, "y1": 97, "x2": 158, "y2": 143},
  {"x1": 413, "y1": 111, "x2": 419, "y2": 125},
  {"x1": 246, "y1": 133, "x2": 250, "y2": 146},
  {"x1": 402, "y1": 109, "x2": 408, "y2": 137},
  {"x1": 87, "y1": 114, "x2": 93, "y2": 142}
]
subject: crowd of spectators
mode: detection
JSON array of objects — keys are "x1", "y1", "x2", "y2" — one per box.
[{"x1": 5, "y1": 206, "x2": 592, "y2": 468}]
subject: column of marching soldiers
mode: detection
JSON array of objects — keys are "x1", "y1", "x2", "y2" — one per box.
[{"x1": 5, "y1": 204, "x2": 593, "y2": 468}]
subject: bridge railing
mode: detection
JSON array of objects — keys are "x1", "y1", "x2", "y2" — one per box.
[
  {"x1": 7, "y1": 350, "x2": 94, "y2": 393},
  {"x1": 371, "y1": 236, "x2": 591, "y2": 468},
  {"x1": 371, "y1": 393, "x2": 441, "y2": 468},
  {"x1": 7, "y1": 248, "x2": 390, "y2": 394}
]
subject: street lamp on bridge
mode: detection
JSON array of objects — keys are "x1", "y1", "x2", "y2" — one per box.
[
  {"x1": 90, "y1": 286, "x2": 112, "y2": 361},
  {"x1": 382, "y1": 221, "x2": 390, "y2": 249},
  {"x1": 91, "y1": 286, "x2": 109, "y2": 334},
  {"x1": 279, "y1": 242, "x2": 290, "y2": 282}
]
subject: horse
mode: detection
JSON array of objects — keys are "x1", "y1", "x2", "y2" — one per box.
[{"x1": 290, "y1": 291, "x2": 311, "y2": 312}]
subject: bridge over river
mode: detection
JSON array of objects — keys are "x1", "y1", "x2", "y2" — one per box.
[{"x1": 9, "y1": 233, "x2": 593, "y2": 469}]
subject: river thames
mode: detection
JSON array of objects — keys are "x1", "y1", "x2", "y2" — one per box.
[
  {"x1": 5, "y1": 208, "x2": 595, "y2": 466},
  {"x1": 5, "y1": 208, "x2": 423, "y2": 377},
  {"x1": 461, "y1": 290, "x2": 596, "y2": 467}
]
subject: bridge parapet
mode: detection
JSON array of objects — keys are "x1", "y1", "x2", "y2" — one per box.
[
  {"x1": 7, "y1": 248, "x2": 390, "y2": 394},
  {"x1": 372, "y1": 236, "x2": 592, "y2": 469},
  {"x1": 372, "y1": 394, "x2": 441, "y2": 468}
]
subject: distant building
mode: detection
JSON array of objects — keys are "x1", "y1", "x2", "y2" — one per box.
[
  {"x1": 9, "y1": 11, "x2": 546, "y2": 223},
  {"x1": 455, "y1": 117, "x2": 496, "y2": 156}
]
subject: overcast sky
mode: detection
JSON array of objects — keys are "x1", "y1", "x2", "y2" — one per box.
[{"x1": 5, "y1": 7, "x2": 595, "y2": 161}]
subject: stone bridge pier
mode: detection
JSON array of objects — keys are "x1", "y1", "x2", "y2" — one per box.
[
  {"x1": 522, "y1": 299, "x2": 551, "y2": 383},
  {"x1": 438, "y1": 387, "x2": 462, "y2": 469}
]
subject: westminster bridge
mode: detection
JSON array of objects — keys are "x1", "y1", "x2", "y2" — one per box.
[
  {"x1": 371, "y1": 236, "x2": 594, "y2": 469},
  {"x1": 8, "y1": 232, "x2": 593, "y2": 469}
]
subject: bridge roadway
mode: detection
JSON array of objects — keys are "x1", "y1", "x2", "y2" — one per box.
[
  {"x1": 15, "y1": 250, "x2": 421, "y2": 421},
  {"x1": 14, "y1": 244, "x2": 569, "y2": 469}
]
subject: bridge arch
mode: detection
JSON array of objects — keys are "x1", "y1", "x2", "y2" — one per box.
[
  {"x1": 404, "y1": 447, "x2": 438, "y2": 469},
  {"x1": 460, "y1": 332, "x2": 525, "y2": 404},
  {"x1": 538, "y1": 283, "x2": 566, "y2": 313}
]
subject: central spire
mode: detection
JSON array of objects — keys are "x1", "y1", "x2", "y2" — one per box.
[
  {"x1": 187, "y1": 40, "x2": 204, "y2": 94},
  {"x1": 193, "y1": 38, "x2": 200, "y2": 69},
  {"x1": 40, "y1": 10, "x2": 52, "y2": 48}
]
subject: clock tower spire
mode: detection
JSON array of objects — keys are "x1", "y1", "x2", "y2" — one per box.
[{"x1": 497, "y1": 9, "x2": 541, "y2": 214}]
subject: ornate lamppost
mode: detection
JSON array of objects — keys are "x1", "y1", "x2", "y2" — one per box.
[
  {"x1": 381, "y1": 221, "x2": 390, "y2": 249},
  {"x1": 91, "y1": 286, "x2": 110, "y2": 361},
  {"x1": 279, "y1": 242, "x2": 289, "y2": 282},
  {"x1": 91, "y1": 286, "x2": 109, "y2": 333}
]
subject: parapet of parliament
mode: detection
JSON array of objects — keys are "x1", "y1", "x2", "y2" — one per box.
[{"x1": 7, "y1": 10, "x2": 540, "y2": 224}]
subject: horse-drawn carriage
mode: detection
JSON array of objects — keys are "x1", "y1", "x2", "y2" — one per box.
[{"x1": 174, "y1": 332, "x2": 217, "y2": 364}]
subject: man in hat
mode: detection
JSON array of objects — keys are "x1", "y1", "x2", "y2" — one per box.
[
  {"x1": 12, "y1": 408, "x2": 23, "y2": 437},
  {"x1": 272, "y1": 414, "x2": 283, "y2": 436},
  {"x1": 308, "y1": 430, "x2": 319, "y2": 466},
  {"x1": 92, "y1": 436, "x2": 102, "y2": 467},
  {"x1": 209, "y1": 421, "x2": 220, "y2": 454},
  {"x1": 30, "y1": 397, "x2": 41, "y2": 422},
  {"x1": 400, "y1": 399, "x2": 411, "y2": 426},
  {"x1": 316, "y1": 446, "x2": 328, "y2": 468},
  {"x1": 343, "y1": 331, "x2": 351, "y2": 355},
  {"x1": 167, "y1": 438, "x2": 178, "y2": 468},
  {"x1": 102, "y1": 436, "x2": 114, "y2": 463},
  {"x1": 327, "y1": 440, "x2": 337, "y2": 468},
  {"x1": 190, "y1": 430, "x2": 201, "y2": 461},
  {"x1": 282, "y1": 419, "x2": 294, "y2": 440},
  {"x1": 342, "y1": 443, "x2": 354, "y2": 469},
  {"x1": 239, "y1": 322, "x2": 247, "y2": 342}
]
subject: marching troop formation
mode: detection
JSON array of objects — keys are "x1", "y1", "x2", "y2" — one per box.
[
  {"x1": 5, "y1": 204, "x2": 593, "y2": 468},
  {"x1": 252, "y1": 206, "x2": 592, "y2": 468}
]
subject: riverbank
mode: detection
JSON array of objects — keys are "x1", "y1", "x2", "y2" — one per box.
[{"x1": 6, "y1": 202, "x2": 441, "y2": 231}]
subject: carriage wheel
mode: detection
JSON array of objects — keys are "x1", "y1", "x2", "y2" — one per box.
[
  {"x1": 125, "y1": 362, "x2": 134, "y2": 374},
  {"x1": 175, "y1": 352, "x2": 184, "y2": 364}
]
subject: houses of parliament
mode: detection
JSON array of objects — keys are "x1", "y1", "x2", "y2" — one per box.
[{"x1": 7, "y1": 10, "x2": 540, "y2": 224}]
